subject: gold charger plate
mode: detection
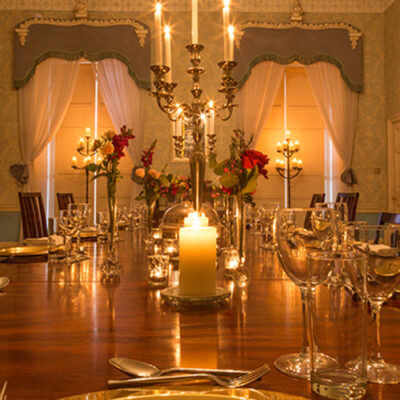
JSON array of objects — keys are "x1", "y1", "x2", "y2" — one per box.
[
  {"x1": 0, "y1": 245, "x2": 61, "y2": 257},
  {"x1": 57, "y1": 387, "x2": 310, "y2": 400}
]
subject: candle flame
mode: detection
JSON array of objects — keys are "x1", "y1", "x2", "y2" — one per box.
[
  {"x1": 223, "y1": 0, "x2": 230, "y2": 8},
  {"x1": 228, "y1": 24, "x2": 234, "y2": 35},
  {"x1": 164, "y1": 25, "x2": 170, "y2": 35},
  {"x1": 155, "y1": 2, "x2": 162, "y2": 13}
]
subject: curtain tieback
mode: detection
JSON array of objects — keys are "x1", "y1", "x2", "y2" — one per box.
[
  {"x1": 9, "y1": 163, "x2": 29, "y2": 185},
  {"x1": 340, "y1": 167, "x2": 357, "y2": 186}
]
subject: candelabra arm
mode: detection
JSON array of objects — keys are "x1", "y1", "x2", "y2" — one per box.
[{"x1": 190, "y1": 126, "x2": 205, "y2": 212}]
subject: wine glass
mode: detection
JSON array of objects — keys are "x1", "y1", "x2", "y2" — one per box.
[
  {"x1": 59, "y1": 209, "x2": 80, "y2": 263},
  {"x1": 96, "y1": 211, "x2": 109, "y2": 242},
  {"x1": 347, "y1": 224, "x2": 400, "y2": 384},
  {"x1": 274, "y1": 207, "x2": 339, "y2": 379},
  {"x1": 68, "y1": 203, "x2": 91, "y2": 259}
]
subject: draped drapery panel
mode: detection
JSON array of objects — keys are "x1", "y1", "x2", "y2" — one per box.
[
  {"x1": 15, "y1": 58, "x2": 80, "y2": 194},
  {"x1": 305, "y1": 62, "x2": 359, "y2": 186},
  {"x1": 95, "y1": 59, "x2": 146, "y2": 202},
  {"x1": 236, "y1": 62, "x2": 285, "y2": 146}
]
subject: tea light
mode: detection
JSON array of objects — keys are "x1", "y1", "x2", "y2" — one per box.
[
  {"x1": 179, "y1": 212, "x2": 217, "y2": 296},
  {"x1": 223, "y1": 247, "x2": 240, "y2": 275},
  {"x1": 152, "y1": 228, "x2": 162, "y2": 240},
  {"x1": 148, "y1": 254, "x2": 170, "y2": 287}
]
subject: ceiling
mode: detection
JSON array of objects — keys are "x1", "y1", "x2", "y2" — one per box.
[{"x1": 0, "y1": 0, "x2": 396, "y2": 13}]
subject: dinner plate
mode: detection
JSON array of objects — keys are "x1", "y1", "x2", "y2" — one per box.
[
  {"x1": 57, "y1": 388, "x2": 310, "y2": 400},
  {"x1": 0, "y1": 245, "x2": 61, "y2": 257}
]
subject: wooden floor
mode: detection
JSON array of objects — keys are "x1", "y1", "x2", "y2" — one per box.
[{"x1": 0, "y1": 231, "x2": 399, "y2": 399}]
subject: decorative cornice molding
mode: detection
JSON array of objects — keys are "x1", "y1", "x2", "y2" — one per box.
[{"x1": 0, "y1": 0, "x2": 395, "y2": 13}]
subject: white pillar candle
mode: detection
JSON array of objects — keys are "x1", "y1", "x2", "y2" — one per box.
[
  {"x1": 164, "y1": 25, "x2": 172, "y2": 82},
  {"x1": 228, "y1": 25, "x2": 234, "y2": 60},
  {"x1": 179, "y1": 224, "x2": 217, "y2": 296},
  {"x1": 179, "y1": 212, "x2": 216, "y2": 296},
  {"x1": 222, "y1": 0, "x2": 230, "y2": 60},
  {"x1": 154, "y1": 2, "x2": 163, "y2": 65},
  {"x1": 192, "y1": 0, "x2": 198, "y2": 44}
]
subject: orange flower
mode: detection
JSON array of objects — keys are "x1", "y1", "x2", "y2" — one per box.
[{"x1": 101, "y1": 142, "x2": 114, "y2": 155}]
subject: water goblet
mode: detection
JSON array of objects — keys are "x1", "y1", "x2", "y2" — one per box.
[
  {"x1": 274, "y1": 208, "x2": 339, "y2": 379},
  {"x1": 59, "y1": 209, "x2": 80, "y2": 263},
  {"x1": 348, "y1": 224, "x2": 400, "y2": 384},
  {"x1": 68, "y1": 203, "x2": 91, "y2": 259}
]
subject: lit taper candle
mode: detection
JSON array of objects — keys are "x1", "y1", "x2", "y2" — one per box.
[
  {"x1": 223, "y1": 0, "x2": 230, "y2": 60},
  {"x1": 164, "y1": 25, "x2": 172, "y2": 81},
  {"x1": 192, "y1": 0, "x2": 198, "y2": 44},
  {"x1": 154, "y1": 2, "x2": 163, "y2": 65}
]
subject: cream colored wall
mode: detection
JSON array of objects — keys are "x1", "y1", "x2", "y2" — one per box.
[{"x1": 0, "y1": 9, "x2": 388, "y2": 215}]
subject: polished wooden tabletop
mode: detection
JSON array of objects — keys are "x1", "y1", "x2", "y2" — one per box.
[{"x1": 0, "y1": 231, "x2": 399, "y2": 400}]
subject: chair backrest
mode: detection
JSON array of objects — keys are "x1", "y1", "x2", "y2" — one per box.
[
  {"x1": 57, "y1": 192, "x2": 74, "y2": 211},
  {"x1": 18, "y1": 192, "x2": 48, "y2": 239},
  {"x1": 374, "y1": 212, "x2": 400, "y2": 244},
  {"x1": 304, "y1": 193, "x2": 326, "y2": 230},
  {"x1": 309, "y1": 193, "x2": 325, "y2": 207},
  {"x1": 335, "y1": 192, "x2": 359, "y2": 221}
]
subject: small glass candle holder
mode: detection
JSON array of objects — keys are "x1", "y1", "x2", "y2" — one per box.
[
  {"x1": 147, "y1": 254, "x2": 170, "y2": 288},
  {"x1": 152, "y1": 228, "x2": 163, "y2": 241},
  {"x1": 223, "y1": 247, "x2": 240, "y2": 276},
  {"x1": 163, "y1": 238, "x2": 178, "y2": 257}
]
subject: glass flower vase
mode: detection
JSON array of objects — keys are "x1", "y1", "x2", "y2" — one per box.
[
  {"x1": 235, "y1": 194, "x2": 246, "y2": 266},
  {"x1": 100, "y1": 185, "x2": 121, "y2": 278}
]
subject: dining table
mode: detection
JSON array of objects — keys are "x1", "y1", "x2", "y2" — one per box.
[{"x1": 0, "y1": 230, "x2": 399, "y2": 400}]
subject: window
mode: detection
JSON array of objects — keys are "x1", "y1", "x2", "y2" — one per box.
[{"x1": 256, "y1": 64, "x2": 334, "y2": 206}]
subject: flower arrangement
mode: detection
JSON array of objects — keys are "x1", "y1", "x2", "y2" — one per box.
[
  {"x1": 86, "y1": 125, "x2": 135, "y2": 275},
  {"x1": 209, "y1": 129, "x2": 269, "y2": 203}
]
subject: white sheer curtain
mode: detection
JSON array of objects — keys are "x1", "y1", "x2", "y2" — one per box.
[
  {"x1": 236, "y1": 62, "x2": 285, "y2": 145},
  {"x1": 19, "y1": 58, "x2": 80, "y2": 195},
  {"x1": 95, "y1": 59, "x2": 146, "y2": 202},
  {"x1": 305, "y1": 62, "x2": 359, "y2": 191}
]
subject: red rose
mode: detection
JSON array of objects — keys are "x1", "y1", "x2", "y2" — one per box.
[{"x1": 241, "y1": 150, "x2": 269, "y2": 178}]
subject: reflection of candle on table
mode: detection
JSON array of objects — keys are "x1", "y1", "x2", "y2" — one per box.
[{"x1": 179, "y1": 212, "x2": 216, "y2": 296}]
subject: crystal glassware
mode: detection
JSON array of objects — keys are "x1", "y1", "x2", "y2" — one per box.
[
  {"x1": 68, "y1": 203, "x2": 91, "y2": 259},
  {"x1": 58, "y1": 209, "x2": 80, "y2": 263},
  {"x1": 307, "y1": 251, "x2": 368, "y2": 399},
  {"x1": 347, "y1": 224, "x2": 400, "y2": 384},
  {"x1": 274, "y1": 207, "x2": 339, "y2": 379}
]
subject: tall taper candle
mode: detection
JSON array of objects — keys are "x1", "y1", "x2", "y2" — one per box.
[
  {"x1": 228, "y1": 25, "x2": 234, "y2": 60},
  {"x1": 164, "y1": 25, "x2": 172, "y2": 81},
  {"x1": 154, "y1": 2, "x2": 163, "y2": 65},
  {"x1": 192, "y1": 0, "x2": 198, "y2": 44},
  {"x1": 223, "y1": 0, "x2": 230, "y2": 60}
]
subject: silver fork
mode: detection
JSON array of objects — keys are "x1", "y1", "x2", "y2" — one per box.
[{"x1": 108, "y1": 364, "x2": 270, "y2": 389}]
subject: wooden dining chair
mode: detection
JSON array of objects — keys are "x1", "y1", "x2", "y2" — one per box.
[
  {"x1": 304, "y1": 193, "x2": 326, "y2": 230},
  {"x1": 374, "y1": 211, "x2": 400, "y2": 244},
  {"x1": 18, "y1": 192, "x2": 48, "y2": 239},
  {"x1": 56, "y1": 192, "x2": 74, "y2": 211},
  {"x1": 335, "y1": 192, "x2": 359, "y2": 221}
]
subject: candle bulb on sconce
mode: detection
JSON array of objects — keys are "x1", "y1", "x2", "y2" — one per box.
[
  {"x1": 85, "y1": 127, "x2": 91, "y2": 138},
  {"x1": 72, "y1": 156, "x2": 77, "y2": 167}
]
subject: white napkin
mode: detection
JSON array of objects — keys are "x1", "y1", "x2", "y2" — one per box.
[
  {"x1": 24, "y1": 235, "x2": 64, "y2": 247},
  {"x1": 358, "y1": 243, "x2": 397, "y2": 257}
]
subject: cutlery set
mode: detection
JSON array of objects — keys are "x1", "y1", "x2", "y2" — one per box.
[{"x1": 108, "y1": 358, "x2": 270, "y2": 389}]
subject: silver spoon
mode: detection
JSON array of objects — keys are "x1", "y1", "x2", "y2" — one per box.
[
  {"x1": 109, "y1": 358, "x2": 250, "y2": 377},
  {"x1": 0, "y1": 277, "x2": 9, "y2": 290}
]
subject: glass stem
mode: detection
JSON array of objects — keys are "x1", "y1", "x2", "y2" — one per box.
[
  {"x1": 299, "y1": 286, "x2": 311, "y2": 356},
  {"x1": 370, "y1": 303, "x2": 384, "y2": 363}
]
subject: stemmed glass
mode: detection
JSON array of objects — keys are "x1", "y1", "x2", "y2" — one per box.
[
  {"x1": 274, "y1": 207, "x2": 338, "y2": 379},
  {"x1": 59, "y1": 209, "x2": 80, "y2": 263},
  {"x1": 68, "y1": 203, "x2": 91, "y2": 260},
  {"x1": 347, "y1": 224, "x2": 400, "y2": 384}
]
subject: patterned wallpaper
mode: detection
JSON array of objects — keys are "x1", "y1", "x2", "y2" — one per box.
[
  {"x1": 0, "y1": 8, "x2": 390, "y2": 212},
  {"x1": 385, "y1": 0, "x2": 400, "y2": 118},
  {"x1": 0, "y1": 0, "x2": 396, "y2": 13}
]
